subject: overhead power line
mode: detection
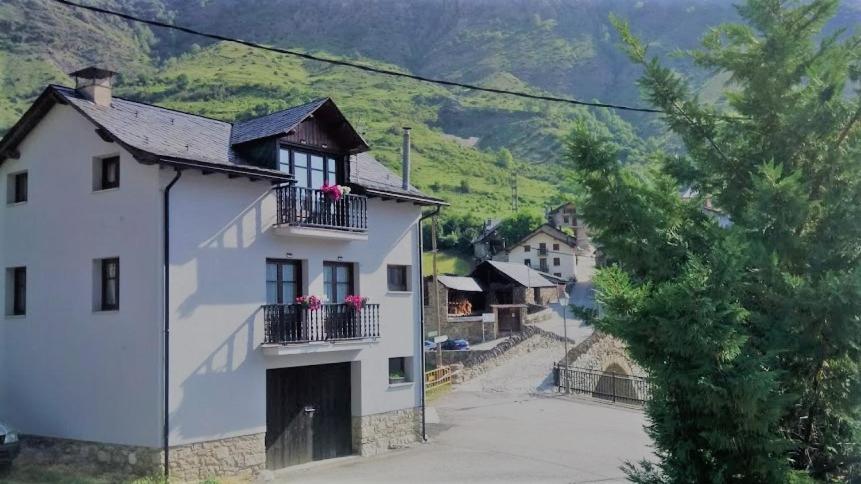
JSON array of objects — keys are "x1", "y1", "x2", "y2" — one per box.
[{"x1": 48, "y1": 0, "x2": 665, "y2": 114}]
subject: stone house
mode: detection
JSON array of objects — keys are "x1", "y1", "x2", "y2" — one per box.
[
  {"x1": 0, "y1": 68, "x2": 446, "y2": 480},
  {"x1": 423, "y1": 275, "x2": 496, "y2": 344},
  {"x1": 547, "y1": 202, "x2": 589, "y2": 249}
]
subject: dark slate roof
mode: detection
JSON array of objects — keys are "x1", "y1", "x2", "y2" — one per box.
[
  {"x1": 230, "y1": 98, "x2": 328, "y2": 145},
  {"x1": 480, "y1": 261, "x2": 556, "y2": 288},
  {"x1": 509, "y1": 223, "x2": 577, "y2": 250},
  {"x1": 56, "y1": 85, "x2": 234, "y2": 165},
  {"x1": 1, "y1": 84, "x2": 446, "y2": 204},
  {"x1": 350, "y1": 152, "x2": 446, "y2": 205}
]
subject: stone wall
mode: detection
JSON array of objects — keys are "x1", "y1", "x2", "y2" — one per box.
[
  {"x1": 563, "y1": 331, "x2": 645, "y2": 377},
  {"x1": 18, "y1": 435, "x2": 162, "y2": 477},
  {"x1": 352, "y1": 407, "x2": 422, "y2": 456},
  {"x1": 452, "y1": 326, "x2": 570, "y2": 382},
  {"x1": 169, "y1": 433, "x2": 265, "y2": 482},
  {"x1": 17, "y1": 433, "x2": 266, "y2": 482},
  {"x1": 440, "y1": 317, "x2": 497, "y2": 344}
]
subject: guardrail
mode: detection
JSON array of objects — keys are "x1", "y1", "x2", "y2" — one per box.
[
  {"x1": 425, "y1": 365, "x2": 454, "y2": 391},
  {"x1": 553, "y1": 364, "x2": 651, "y2": 405},
  {"x1": 274, "y1": 185, "x2": 368, "y2": 232}
]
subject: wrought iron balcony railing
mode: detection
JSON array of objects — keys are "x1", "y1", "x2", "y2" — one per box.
[
  {"x1": 274, "y1": 185, "x2": 367, "y2": 232},
  {"x1": 263, "y1": 303, "x2": 380, "y2": 344}
]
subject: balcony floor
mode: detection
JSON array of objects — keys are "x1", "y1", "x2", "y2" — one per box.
[
  {"x1": 261, "y1": 338, "x2": 379, "y2": 356},
  {"x1": 273, "y1": 224, "x2": 369, "y2": 241}
]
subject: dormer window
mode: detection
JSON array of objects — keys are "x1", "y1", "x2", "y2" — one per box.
[{"x1": 278, "y1": 147, "x2": 339, "y2": 190}]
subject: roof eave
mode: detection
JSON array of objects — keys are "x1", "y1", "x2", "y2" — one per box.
[{"x1": 363, "y1": 187, "x2": 448, "y2": 206}]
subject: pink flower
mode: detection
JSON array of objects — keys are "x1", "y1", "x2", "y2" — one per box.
[
  {"x1": 321, "y1": 183, "x2": 343, "y2": 202},
  {"x1": 296, "y1": 295, "x2": 322, "y2": 311},
  {"x1": 345, "y1": 295, "x2": 367, "y2": 311}
]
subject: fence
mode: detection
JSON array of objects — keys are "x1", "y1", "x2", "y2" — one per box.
[
  {"x1": 425, "y1": 365, "x2": 454, "y2": 391},
  {"x1": 553, "y1": 364, "x2": 651, "y2": 405}
]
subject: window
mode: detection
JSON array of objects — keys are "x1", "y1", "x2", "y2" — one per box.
[
  {"x1": 278, "y1": 147, "x2": 340, "y2": 190},
  {"x1": 553, "y1": 257, "x2": 561, "y2": 266},
  {"x1": 98, "y1": 156, "x2": 120, "y2": 190},
  {"x1": 539, "y1": 258, "x2": 548, "y2": 270},
  {"x1": 324, "y1": 262, "x2": 354, "y2": 303},
  {"x1": 95, "y1": 258, "x2": 120, "y2": 311},
  {"x1": 266, "y1": 259, "x2": 302, "y2": 304},
  {"x1": 387, "y1": 265, "x2": 410, "y2": 292},
  {"x1": 554, "y1": 272, "x2": 562, "y2": 277},
  {"x1": 7, "y1": 172, "x2": 27, "y2": 204},
  {"x1": 6, "y1": 267, "x2": 26, "y2": 316},
  {"x1": 388, "y1": 357, "x2": 413, "y2": 384},
  {"x1": 563, "y1": 216, "x2": 570, "y2": 224},
  {"x1": 553, "y1": 243, "x2": 560, "y2": 251},
  {"x1": 523, "y1": 245, "x2": 531, "y2": 252},
  {"x1": 539, "y1": 242, "x2": 547, "y2": 254},
  {"x1": 524, "y1": 259, "x2": 531, "y2": 267}
]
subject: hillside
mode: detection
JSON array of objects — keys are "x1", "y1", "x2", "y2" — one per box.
[{"x1": 2, "y1": 0, "x2": 859, "y2": 219}]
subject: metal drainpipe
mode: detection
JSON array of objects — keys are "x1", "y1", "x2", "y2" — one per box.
[
  {"x1": 418, "y1": 205, "x2": 441, "y2": 441},
  {"x1": 163, "y1": 168, "x2": 183, "y2": 478}
]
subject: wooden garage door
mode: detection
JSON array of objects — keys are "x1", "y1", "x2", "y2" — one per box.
[{"x1": 265, "y1": 363, "x2": 352, "y2": 469}]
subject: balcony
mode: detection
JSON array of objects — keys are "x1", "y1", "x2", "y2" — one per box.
[
  {"x1": 538, "y1": 248, "x2": 548, "y2": 256},
  {"x1": 273, "y1": 185, "x2": 368, "y2": 240},
  {"x1": 262, "y1": 303, "x2": 380, "y2": 354}
]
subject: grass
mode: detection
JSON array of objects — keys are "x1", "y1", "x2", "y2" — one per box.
[{"x1": 422, "y1": 250, "x2": 472, "y2": 276}]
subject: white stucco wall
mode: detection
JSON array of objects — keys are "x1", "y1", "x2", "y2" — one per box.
[
  {"x1": 0, "y1": 103, "x2": 425, "y2": 450},
  {"x1": 166, "y1": 171, "x2": 423, "y2": 446},
  {"x1": 0, "y1": 104, "x2": 164, "y2": 446},
  {"x1": 507, "y1": 232, "x2": 576, "y2": 280}
]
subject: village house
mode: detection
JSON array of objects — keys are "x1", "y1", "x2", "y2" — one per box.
[
  {"x1": 0, "y1": 68, "x2": 445, "y2": 480},
  {"x1": 505, "y1": 224, "x2": 578, "y2": 281},
  {"x1": 547, "y1": 202, "x2": 589, "y2": 249},
  {"x1": 471, "y1": 218, "x2": 505, "y2": 262}
]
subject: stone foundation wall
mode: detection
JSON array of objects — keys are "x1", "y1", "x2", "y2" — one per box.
[
  {"x1": 169, "y1": 433, "x2": 265, "y2": 482},
  {"x1": 18, "y1": 435, "x2": 162, "y2": 477},
  {"x1": 352, "y1": 407, "x2": 422, "y2": 456},
  {"x1": 18, "y1": 433, "x2": 266, "y2": 482},
  {"x1": 440, "y1": 318, "x2": 497, "y2": 344}
]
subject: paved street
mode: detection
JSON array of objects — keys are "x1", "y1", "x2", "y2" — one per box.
[
  {"x1": 536, "y1": 248, "x2": 596, "y2": 344},
  {"x1": 274, "y1": 340, "x2": 652, "y2": 484}
]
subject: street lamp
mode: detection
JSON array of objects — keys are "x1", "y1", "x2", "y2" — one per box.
[{"x1": 558, "y1": 290, "x2": 570, "y2": 393}]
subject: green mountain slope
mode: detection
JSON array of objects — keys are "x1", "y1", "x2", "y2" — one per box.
[{"x1": 117, "y1": 42, "x2": 569, "y2": 218}]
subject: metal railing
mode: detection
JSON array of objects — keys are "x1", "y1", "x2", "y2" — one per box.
[
  {"x1": 553, "y1": 364, "x2": 651, "y2": 405},
  {"x1": 263, "y1": 303, "x2": 380, "y2": 344},
  {"x1": 425, "y1": 365, "x2": 454, "y2": 390},
  {"x1": 274, "y1": 185, "x2": 368, "y2": 232}
]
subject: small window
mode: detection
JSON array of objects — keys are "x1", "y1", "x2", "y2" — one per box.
[
  {"x1": 94, "y1": 156, "x2": 120, "y2": 190},
  {"x1": 387, "y1": 265, "x2": 410, "y2": 292},
  {"x1": 553, "y1": 243, "x2": 560, "y2": 251},
  {"x1": 6, "y1": 267, "x2": 26, "y2": 316},
  {"x1": 95, "y1": 258, "x2": 119, "y2": 311},
  {"x1": 563, "y1": 216, "x2": 570, "y2": 223},
  {"x1": 553, "y1": 257, "x2": 561, "y2": 266},
  {"x1": 523, "y1": 245, "x2": 531, "y2": 252},
  {"x1": 554, "y1": 272, "x2": 562, "y2": 277},
  {"x1": 388, "y1": 357, "x2": 413, "y2": 384},
  {"x1": 7, "y1": 172, "x2": 27, "y2": 204},
  {"x1": 524, "y1": 259, "x2": 531, "y2": 267}
]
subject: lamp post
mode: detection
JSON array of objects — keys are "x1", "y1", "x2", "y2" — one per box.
[{"x1": 558, "y1": 290, "x2": 570, "y2": 393}]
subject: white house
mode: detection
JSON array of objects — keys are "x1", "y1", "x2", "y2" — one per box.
[
  {"x1": 0, "y1": 67, "x2": 445, "y2": 480},
  {"x1": 505, "y1": 224, "x2": 577, "y2": 281}
]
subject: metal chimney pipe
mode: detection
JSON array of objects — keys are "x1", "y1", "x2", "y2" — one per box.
[{"x1": 402, "y1": 127, "x2": 411, "y2": 190}]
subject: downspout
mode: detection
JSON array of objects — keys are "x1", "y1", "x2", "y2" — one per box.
[
  {"x1": 418, "y1": 205, "x2": 441, "y2": 442},
  {"x1": 163, "y1": 168, "x2": 183, "y2": 478}
]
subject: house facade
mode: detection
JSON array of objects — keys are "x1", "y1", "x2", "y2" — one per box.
[
  {"x1": 547, "y1": 202, "x2": 589, "y2": 249},
  {"x1": 505, "y1": 224, "x2": 578, "y2": 281},
  {"x1": 0, "y1": 68, "x2": 444, "y2": 480}
]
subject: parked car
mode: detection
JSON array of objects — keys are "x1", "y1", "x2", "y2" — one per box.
[
  {"x1": 0, "y1": 421, "x2": 20, "y2": 469},
  {"x1": 441, "y1": 339, "x2": 470, "y2": 351},
  {"x1": 423, "y1": 340, "x2": 437, "y2": 351}
]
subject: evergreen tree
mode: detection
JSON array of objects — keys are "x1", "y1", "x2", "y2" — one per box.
[{"x1": 568, "y1": 0, "x2": 861, "y2": 481}]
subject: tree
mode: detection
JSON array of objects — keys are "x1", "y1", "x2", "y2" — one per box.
[
  {"x1": 497, "y1": 210, "x2": 544, "y2": 247},
  {"x1": 569, "y1": 1, "x2": 861, "y2": 481},
  {"x1": 496, "y1": 148, "x2": 514, "y2": 169}
]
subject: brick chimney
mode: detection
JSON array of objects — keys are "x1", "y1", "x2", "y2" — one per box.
[{"x1": 70, "y1": 66, "x2": 117, "y2": 107}]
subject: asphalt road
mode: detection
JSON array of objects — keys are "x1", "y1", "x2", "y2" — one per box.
[{"x1": 273, "y1": 342, "x2": 652, "y2": 484}]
